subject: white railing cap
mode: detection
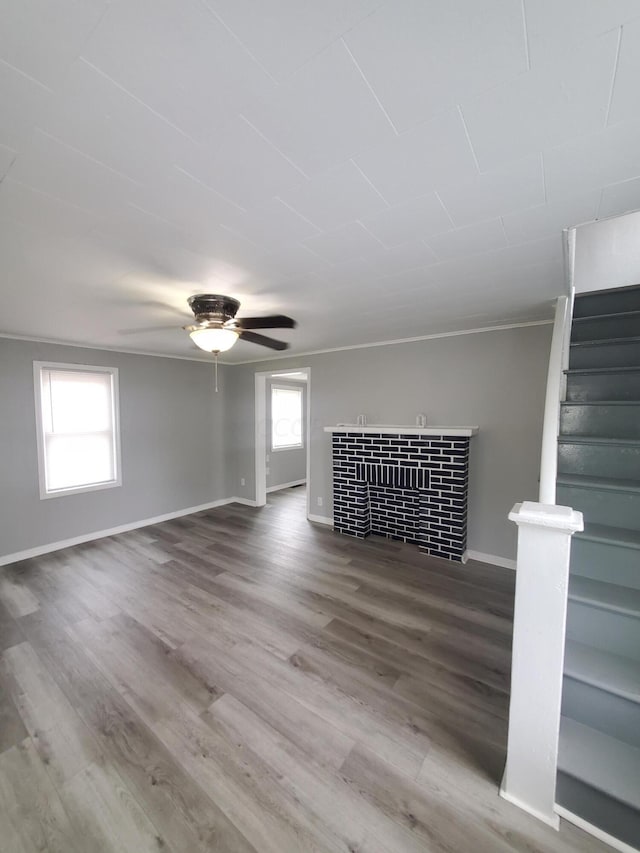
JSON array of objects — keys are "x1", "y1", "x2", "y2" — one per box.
[{"x1": 509, "y1": 501, "x2": 584, "y2": 533}]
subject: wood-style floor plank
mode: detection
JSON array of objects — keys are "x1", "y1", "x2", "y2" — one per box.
[
  {"x1": 0, "y1": 671, "x2": 28, "y2": 754},
  {"x1": 59, "y1": 761, "x2": 166, "y2": 853},
  {"x1": 151, "y1": 705, "x2": 341, "y2": 853},
  {"x1": 0, "y1": 577, "x2": 40, "y2": 618},
  {"x1": 0, "y1": 487, "x2": 610, "y2": 852},
  {"x1": 18, "y1": 609, "x2": 258, "y2": 853},
  {"x1": 0, "y1": 599, "x2": 26, "y2": 653},
  {"x1": 1, "y1": 641, "x2": 101, "y2": 785},
  {"x1": 0, "y1": 738, "x2": 80, "y2": 853},
  {"x1": 176, "y1": 639, "x2": 356, "y2": 773},
  {"x1": 205, "y1": 693, "x2": 430, "y2": 853}
]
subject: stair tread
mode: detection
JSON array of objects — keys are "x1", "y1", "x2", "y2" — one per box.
[
  {"x1": 558, "y1": 434, "x2": 640, "y2": 446},
  {"x1": 573, "y1": 308, "x2": 640, "y2": 322},
  {"x1": 565, "y1": 365, "x2": 640, "y2": 375},
  {"x1": 576, "y1": 522, "x2": 640, "y2": 549},
  {"x1": 561, "y1": 400, "x2": 640, "y2": 407},
  {"x1": 557, "y1": 473, "x2": 640, "y2": 493},
  {"x1": 571, "y1": 335, "x2": 640, "y2": 348},
  {"x1": 575, "y1": 284, "x2": 640, "y2": 296},
  {"x1": 569, "y1": 575, "x2": 640, "y2": 618},
  {"x1": 558, "y1": 717, "x2": 640, "y2": 809},
  {"x1": 564, "y1": 639, "x2": 640, "y2": 703}
]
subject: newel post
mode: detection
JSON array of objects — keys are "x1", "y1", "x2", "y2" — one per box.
[{"x1": 500, "y1": 501, "x2": 583, "y2": 829}]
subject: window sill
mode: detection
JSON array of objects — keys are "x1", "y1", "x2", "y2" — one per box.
[{"x1": 40, "y1": 479, "x2": 122, "y2": 500}]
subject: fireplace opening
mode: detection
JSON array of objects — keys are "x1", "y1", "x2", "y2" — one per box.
[{"x1": 369, "y1": 484, "x2": 421, "y2": 543}]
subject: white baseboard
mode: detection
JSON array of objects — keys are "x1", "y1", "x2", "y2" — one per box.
[
  {"x1": 0, "y1": 498, "x2": 236, "y2": 568},
  {"x1": 499, "y1": 787, "x2": 559, "y2": 830},
  {"x1": 0, "y1": 500, "x2": 515, "y2": 581},
  {"x1": 307, "y1": 513, "x2": 333, "y2": 526},
  {"x1": 266, "y1": 479, "x2": 306, "y2": 493},
  {"x1": 465, "y1": 549, "x2": 517, "y2": 571},
  {"x1": 554, "y1": 805, "x2": 638, "y2": 853}
]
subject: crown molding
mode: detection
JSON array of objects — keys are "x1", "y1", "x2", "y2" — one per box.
[
  {"x1": 228, "y1": 318, "x2": 554, "y2": 365},
  {"x1": 0, "y1": 317, "x2": 553, "y2": 367}
]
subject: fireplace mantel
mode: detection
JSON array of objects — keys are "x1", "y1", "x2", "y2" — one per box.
[{"x1": 324, "y1": 425, "x2": 479, "y2": 437}]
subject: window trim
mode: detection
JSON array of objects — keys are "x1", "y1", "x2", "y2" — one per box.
[
  {"x1": 270, "y1": 383, "x2": 304, "y2": 452},
  {"x1": 33, "y1": 361, "x2": 122, "y2": 500}
]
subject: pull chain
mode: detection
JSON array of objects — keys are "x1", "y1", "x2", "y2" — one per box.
[{"x1": 214, "y1": 351, "x2": 219, "y2": 392}]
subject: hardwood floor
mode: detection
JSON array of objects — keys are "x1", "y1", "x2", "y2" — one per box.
[{"x1": 0, "y1": 487, "x2": 609, "y2": 852}]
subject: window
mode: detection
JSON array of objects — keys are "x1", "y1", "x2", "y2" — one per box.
[
  {"x1": 271, "y1": 385, "x2": 303, "y2": 450},
  {"x1": 34, "y1": 362, "x2": 121, "y2": 498}
]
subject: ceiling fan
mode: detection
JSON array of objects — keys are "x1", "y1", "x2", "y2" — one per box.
[
  {"x1": 181, "y1": 294, "x2": 297, "y2": 392},
  {"x1": 184, "y1": 294, "x2": 296, "y2": 353}
]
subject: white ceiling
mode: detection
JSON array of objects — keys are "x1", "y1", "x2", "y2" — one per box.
[{"x1": 1, "y1": 0, "x2": 640, "y2": 363}]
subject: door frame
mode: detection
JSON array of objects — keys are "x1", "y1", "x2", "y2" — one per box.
[{"x1": 254, "y1": 367, "x2": 311, "y2": 518}]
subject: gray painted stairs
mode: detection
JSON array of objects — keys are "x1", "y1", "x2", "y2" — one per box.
[{"x1": 557, "y1": 284, "x2": 640, "y2": 850}]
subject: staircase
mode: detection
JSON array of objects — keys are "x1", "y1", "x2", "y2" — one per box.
[{"x1": 555, "y1": 284, "x2": 640, "y2": 850}]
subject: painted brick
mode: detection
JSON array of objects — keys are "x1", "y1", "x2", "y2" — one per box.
[{"x1": 331, "y1": 431, "x2": 470, "y2": 562}]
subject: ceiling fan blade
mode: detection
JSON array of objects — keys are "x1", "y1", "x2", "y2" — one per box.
[
  {"x1": 239, "y1": 330, "x2": 290, "y2": 350},
  {"x1": 233, "y1": 315, "x2": 296, "y2": 330}
]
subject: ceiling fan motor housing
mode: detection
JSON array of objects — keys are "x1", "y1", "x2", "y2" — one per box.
[{"x1": 188, "y1": 294, "x2": 240, "y2": 323}]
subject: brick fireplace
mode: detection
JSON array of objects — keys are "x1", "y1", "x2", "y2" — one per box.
[{"x1": 325, "y1": 426, "x2": 477, "y2": 562}]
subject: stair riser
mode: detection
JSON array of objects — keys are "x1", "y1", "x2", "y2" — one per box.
[
  {"x1": 569, "y1": 339, "x2": 640, "y2": 369},
  {"x1": 567, "y1": 601, "x2": 640, "y2": 660},
  {"x1": 573, "y1": 287, "x2": 640, "y2": 319},
  {"x1": 571, "y1": 537, "x2": 640, "y2": 590},
  {"x1": 557, "y1": 484, "x2": 640, "y2": 531},
  {"x1": 556, "y1": 772, "x2": 640, "y2": 849},
  {"x1": 572, "y1": 315, "x2": 640, "y2": 342},
  {"x1": 560, "y1": 404, "x2": 640, "y2": 438},
  {"x1": 558, "y1": 442, "x2": 640, "y2": 480},
  {"x1": 562, "y1": 677, "x2": 640, "y2": 748},
  {"x1": 565, "y1": 370, "x2": 640, "y2": 401}
]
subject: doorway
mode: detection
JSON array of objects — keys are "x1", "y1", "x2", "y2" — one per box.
[{"x1": 254, "y1": 368, "x2": 311, "y2": 519}]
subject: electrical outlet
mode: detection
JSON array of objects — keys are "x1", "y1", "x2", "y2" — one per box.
[
  {"x1": 317, "y1": 496, "x2": 323, "y2": 507},
  {"x1": 240, "y1": 477, "x2": 245, "y2": 487},
  {"x1": 266, "y1": 467, "x2": 270, "y2": 475}
]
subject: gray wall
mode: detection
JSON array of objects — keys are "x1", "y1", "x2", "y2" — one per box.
[
  {"x1": 0, "y1": 338, "x2": 226, "y2": 557},
  {"x1": 225, "y1": 323, "x2": 552, "y2": 562},
  {"x1": 266, "y1": 378, "x2": 307, "y2": 489},
  {"x1": 0, "y1": 323, "x2": 552, "y2": 563}
]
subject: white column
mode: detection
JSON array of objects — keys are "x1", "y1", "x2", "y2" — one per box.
[{"x1": 500, "y1": 501, "x2": 583, "y2": 829}]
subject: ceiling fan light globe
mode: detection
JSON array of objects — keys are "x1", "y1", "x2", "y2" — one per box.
[{"x1": 189, "y1": 327, "x2": 239, "y2": 352}]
